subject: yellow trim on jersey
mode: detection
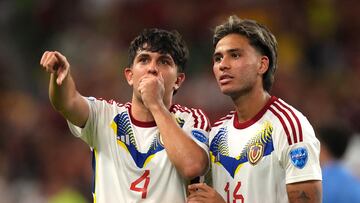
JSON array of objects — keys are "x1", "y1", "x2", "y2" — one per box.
[
  {"x1": 110, "y1": 121, "x2": 117, "y2": 134},
  {"x1": 116, "y1": 140, "x2": 131, "y2": 154},
  {"x1": 234, "y1": 163, "x2": 244, "y2": 176},
  {"x1": 210, "y1": 148, "x2": 244, "y2": 175},
  {"x1": 116, "y1": 140, "x2": 157, "y2": 168},
  {"x1": 143, "y1": 154, "x2": 156, "y2": 167},
  {"x1": 210, "y1": 151, "x2": 223, "y2": 166}
]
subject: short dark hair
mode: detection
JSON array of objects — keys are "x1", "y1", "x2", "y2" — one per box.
[
  {"x1": 317, "y1": 124, "x2": 352, "y2": 159},
  {"x1": 128, "y1": 28, "x2": 189, "y2": 73},
  {"x1": 213, "y1": 15, "x2": 278, "y2": 92}
]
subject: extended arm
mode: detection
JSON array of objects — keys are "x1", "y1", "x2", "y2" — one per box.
[
  {"x1": 287, "y1": 180, "x2": 322, "y2": 203},
  {"x1": 40, "y1": 51, "x2": 89, "y2": 127}
]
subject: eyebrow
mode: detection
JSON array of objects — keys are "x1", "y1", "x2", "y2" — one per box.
[
  {"x1": 158, "y1": 54, "x2": 173, "y2": 61},
  {"x1": 135, "y1": 52, "x2": 174, "y2": 63},
  {"x1": 213, "y1": 48, "x2": 243, "y2": 57}
]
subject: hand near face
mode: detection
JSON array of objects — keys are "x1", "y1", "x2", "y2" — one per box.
[
  {"x1": 138, "y1": 73, "x2": 165, "y2": 110},
  {"x1": 187, "y1": 183, "x2": 226, "y2": 203},
  {"x1": 40, "y1": 51, "x2": 70, "y2": 85}
]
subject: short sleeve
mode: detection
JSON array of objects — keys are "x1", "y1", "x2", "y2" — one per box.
[
  {"x1": 182, "y1": 108, "x2": 211, "y2": 161},
  {"x1": 67, "y1": 96, "x2": 98, "y2": 148},
  {"x1": 280, "y1": 119, "x2": 322, "y2": 184}
]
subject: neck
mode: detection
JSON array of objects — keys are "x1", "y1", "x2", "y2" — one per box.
[
  {"x1": 131, "y1": 99, "x2": 155, "y2": 122},
  {"x1": 130, "y1": 94, "x2": 172, "y2": 122},
  {"x1": 233, "y1": 88, "x2": 270, "y2": 123}
]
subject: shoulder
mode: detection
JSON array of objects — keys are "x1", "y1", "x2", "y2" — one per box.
[
  {"x1": 212, "y1": 111, "x2": 235, "y2": 128},
  {"x1": 268, "y1": 97, "x2": 315, "y2": 145},
  {"x1": 86, "y1": 97, "x2": 129, "y2": 111},
  {"x1": 170, "y1": 104, "x2": 210, "y2": 131}
]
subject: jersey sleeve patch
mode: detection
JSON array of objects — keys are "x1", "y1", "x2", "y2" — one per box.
[
  {"x1": 289, "y1": 147, "x2": 308, "y2": 169},
  {"x1": 191, "y1": 130, "x2": 209, "y2": 146}
]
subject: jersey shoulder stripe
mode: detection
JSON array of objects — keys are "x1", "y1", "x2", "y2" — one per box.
[
  {"x1": 212, "y1": 111, "x2": 235, "y2": 127},
  {"x1": 276, "y1": 99, "x2": 303, "y2": 142},
  {"x1": 170, "y1": 104, "x2": 210, "y2": 131},
  {"x1": 94, "y1": 97, "x2": 128, "y2": 107},
  {"x1": 269, "y1": 98, "x2": 303, "y2": 145},
  {"x1": 272, "y1": 102, "x2": 298, "y2": 143},
  {"x1": 269, "y1": 105, "x2": 292, "y2": 145}
]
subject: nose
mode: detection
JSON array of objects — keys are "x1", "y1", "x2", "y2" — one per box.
[
  {"x1": 147, "y1": 62, "x2": 159, "y2": 75},
  {"x1": 218, "y1": 56, "x2": 230, "y2": 71}
]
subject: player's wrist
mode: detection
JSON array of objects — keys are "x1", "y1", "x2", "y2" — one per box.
[{"x1": 147, "y1": 101, "x2": 166, "y2": 114}]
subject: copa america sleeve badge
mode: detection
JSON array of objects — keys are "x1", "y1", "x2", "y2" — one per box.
[
  {"x1": 191, "y1": 130, "x2": 209, "y2": 146},
  {"x1": 289, "y1": 147, "x2": 308, "y2": 169}
]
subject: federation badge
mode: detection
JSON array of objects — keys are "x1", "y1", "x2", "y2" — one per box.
[
  {"x1": 247, "y1": 142, "x2": 264, "y2": 165},
  {"x1": 289, "y1": 147, "x2": 308, "y2": 169}
]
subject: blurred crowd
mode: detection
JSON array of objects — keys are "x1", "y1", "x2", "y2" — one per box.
[{"x1": 0, "y1": 0, "x2": 359, "y2": 202}]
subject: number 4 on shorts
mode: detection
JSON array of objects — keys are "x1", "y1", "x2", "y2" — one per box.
[{"x1": 130, "y1": 170, "x2": 150, "y2": 199}]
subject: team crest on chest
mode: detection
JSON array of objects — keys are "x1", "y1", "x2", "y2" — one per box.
[
  {"x1": 247, "y1": 142, "x2": 264, "y2": 165},
  {"x1": 210, "y1": 121, "x2": 274, "y2": 177}
]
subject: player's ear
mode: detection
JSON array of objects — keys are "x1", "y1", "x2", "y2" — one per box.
[
  {"x1": 258, "y1": 56, "x2": 269, "y2": 74},
  {"x1": 174, "y1": 73, "x2": 185, "y2": 91},
  {"x1": 124, "y1": 67, "x2": 133, "y2": 86}
]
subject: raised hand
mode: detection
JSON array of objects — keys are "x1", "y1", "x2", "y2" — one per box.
[
  {"x1": 40, "y1": 51, "x2": 70, "y2": 85},
  {"x1": 137, "y1": 73, "x2": 165, "y2": 110}
]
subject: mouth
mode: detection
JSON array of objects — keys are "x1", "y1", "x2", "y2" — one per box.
[{"x1": 219, "y1": 74, "x2": 233, "y2": 85}]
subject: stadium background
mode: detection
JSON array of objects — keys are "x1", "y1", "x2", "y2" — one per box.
[{"x1": 0, "y1": 0, "x2": 359, "y2": 202}]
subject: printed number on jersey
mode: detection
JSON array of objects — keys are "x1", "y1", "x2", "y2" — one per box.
[
  {"x1": 130, "y1": 170, "x2": 150, "y2": 199},
  {"x1": 224, "y1": 181, "x2": 244, "y2": 203}
]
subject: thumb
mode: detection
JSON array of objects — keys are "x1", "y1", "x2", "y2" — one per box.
[
  {"x1": 56, "y1": 67, "x2": 69, "y2": 85},
  {"x1": 54, "y1": 52, "x2": 70, "y2": 85}
]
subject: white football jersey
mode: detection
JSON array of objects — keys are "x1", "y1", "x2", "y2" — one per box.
[
  {"x1": 209, "y1": 96, "x2": 322, "y2": 203},
  {"x1": 67, "y1": 97, "x2": 210, "y2": 203}
]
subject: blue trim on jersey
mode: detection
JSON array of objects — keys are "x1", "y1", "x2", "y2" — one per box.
[
  {"x1": 210, "y1": 124, "x2": 274, "y2": 178},
  {"x1": 113, "y1": 112, "x2": 165, "y2": 168},
  {"x1": 91, "y1": 149, "x2": 96, "y2": 197}
]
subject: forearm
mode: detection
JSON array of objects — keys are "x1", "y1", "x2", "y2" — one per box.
[
  {"x1": 49, "y1": 72, "x2": 88, "y2": 127},
  {"x1": 150, "y1": 104, "x2": 208, "y2": 179},
  {"x1": 287, "y1": 180, "x2": 322, "y2": 203}
]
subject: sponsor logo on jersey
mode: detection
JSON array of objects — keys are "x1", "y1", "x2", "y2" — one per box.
[
  {"x1": 191, "y1": 130, "x2": 209, "y2": 146},
  {"x1": 247, "y1": 143, "x2": 264, "y2": 165},
  {"x1": 289, "y1": 147, "x2": 308, "y2": 169}
]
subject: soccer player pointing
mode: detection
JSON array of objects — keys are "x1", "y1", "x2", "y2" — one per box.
[
  {"x1": 188, "y1": 16, "x2": 322, "y2": 203},
  {"x1": 41, "y1": 29, "x2": 210, "y2": 202}
]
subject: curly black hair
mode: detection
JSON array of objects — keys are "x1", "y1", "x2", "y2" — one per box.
[{"x1": 128, "y1": 28, "x2": 189, "y2": 73}]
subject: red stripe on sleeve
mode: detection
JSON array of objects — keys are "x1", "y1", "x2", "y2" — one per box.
[
  {"x1": 277, "y1": 100, "x2": 303, "y2": 142},
  {"x1": 190, "y1": 108, "x2": 199, "y2": 129},
  {"x1": 196, "y1": 109, "x2": 206, "y2": 130},
  {"x1": 272, "y1": 102, "x2": 298, "y2": 143},
  {"x1": 269, "y1": 106, "x2": 292, "y2": 145}
]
